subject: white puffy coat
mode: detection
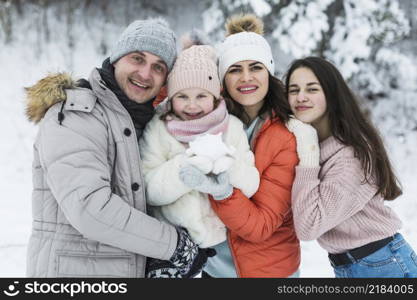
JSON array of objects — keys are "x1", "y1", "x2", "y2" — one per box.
[{"x1": 139, "y1": 114, "x2": 259, "y2": 248}]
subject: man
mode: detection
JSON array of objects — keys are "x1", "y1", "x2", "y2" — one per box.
[{"x1": 25, "y1": 18, "x2": 210, "y2": 277}]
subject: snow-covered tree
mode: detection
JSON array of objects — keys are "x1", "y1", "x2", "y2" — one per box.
[
  {"x1": 202, "y1": 0, "x2": 414, "y2": 102},
  {"x1": 1, "y1": 0, "x2": 415, "y2": 130}
]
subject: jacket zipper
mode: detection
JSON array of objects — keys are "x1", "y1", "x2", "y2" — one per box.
[
  {"x1": 113, "y1": 98, "x2": 146, "y2": 277},
  {"x1": 133, "y1": 129, "x2": 148, "y2": 278},
  {"x1": 128, "y1": 118, "x2": 148, "y2": 278}
]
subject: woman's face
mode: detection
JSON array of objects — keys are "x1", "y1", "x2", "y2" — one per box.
[
  {"x1": 288, "y1": 67, "x2": 328, "y2": 128},
  {"x1": 171, "y1": 87, "x2": 215, "y2": 121},
  {"x1": 224, "y1": 60, "x2": 269, "y2": 111}
]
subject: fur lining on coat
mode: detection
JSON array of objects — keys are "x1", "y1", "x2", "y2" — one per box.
[{"x1": 25, "y1": 73, "x2": 75, "y2": 123}]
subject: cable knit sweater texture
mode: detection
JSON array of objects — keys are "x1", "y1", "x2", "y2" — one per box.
[{"x1": 291, "y1": 136, "x2": 401, "y2": 254}]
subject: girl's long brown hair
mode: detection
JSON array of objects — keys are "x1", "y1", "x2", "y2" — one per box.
[{"x1": 284, "y1": 57, "x2": 402, "y2": 200}]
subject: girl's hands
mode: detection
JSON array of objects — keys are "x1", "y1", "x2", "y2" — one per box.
[{"x1": 179, "y1": 165, "x2": 233, "y2": 200}]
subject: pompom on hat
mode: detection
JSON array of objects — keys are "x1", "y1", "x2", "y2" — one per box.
[
  {"x1": 168, "y1": 45, "x2": 220, "y2": 99},
  {"x1": 218, "y1": 14, "x2": 275, "y2": 81},
  {"x1": 110, "y1": 18, "x2": 177, "y2": 71}
]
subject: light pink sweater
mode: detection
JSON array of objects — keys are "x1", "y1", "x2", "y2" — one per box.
[{"x1": 291, "y1": 136, "x2": 401, "y2": 254}]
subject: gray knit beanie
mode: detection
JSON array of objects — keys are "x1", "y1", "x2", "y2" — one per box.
[{"x1": 110, "y1": 18, "x2": 177, "y2": 71}]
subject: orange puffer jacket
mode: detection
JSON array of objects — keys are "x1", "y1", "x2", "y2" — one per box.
[{"x1": 209, "y1": 117, "x2": 300, "y2": 277}]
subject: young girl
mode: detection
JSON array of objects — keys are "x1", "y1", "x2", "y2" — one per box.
[
  {"x1": 139, "y1": 45, "x2": 260, "y2": 277},
  {"x1": 285, "y1": 56, "x2": 417, "y2": 278},
  {"x1": 179, "y1": 14, "x2": 301, "y2": 278}
]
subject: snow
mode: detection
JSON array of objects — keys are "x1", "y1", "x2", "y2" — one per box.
[
  {"x1": 248, "y1": 0, "x2": 271, "y2": 17},
  {"x1": 188, "y1": 133, "x2": 234, "y2": 161},
  {"x1": 203, "y1": 4, "x2": 223, "y2": 32},
  {"x1": 0, "y1": 1, "x2": 416, "y2": 278},
  {"x1": 375, "y1": 48, "x2": 417, "y2": 91},
  {"x1": 0, "y1": 5, "x2": 105, "y2": 277},
  {"x1": 272, "y1": 0, "x2": 331, "y2": 58}
]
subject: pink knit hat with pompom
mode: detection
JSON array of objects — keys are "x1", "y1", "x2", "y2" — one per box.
[{"x1": 167, "y1": 45, "x2": 220, "y2": 99}]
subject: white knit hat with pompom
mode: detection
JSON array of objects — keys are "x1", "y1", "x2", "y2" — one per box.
[{"x1": 218, "y1": 14, "x2": 274, "y2": 81}]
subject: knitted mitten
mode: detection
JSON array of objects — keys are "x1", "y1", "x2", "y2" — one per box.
[
  {"x1": 146, "y1": 228, "x2": 216, "y2": 278},
  {"x1": 286, "y1": 117, "x2": 320, "y2": 167},
  {"x1": 168, "y1": 227, "x2": 214, "y2": 278},
  {"x1": 179, "y1": 165, "x2": 233, "y2": 200},
  {"x1": 146, "y1": 258, "x2": 183, "y2": 278}
]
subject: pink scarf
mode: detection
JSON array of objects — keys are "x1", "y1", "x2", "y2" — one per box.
[{"x1": 165, "y1": 99, "x2": 229, "y2": 143}]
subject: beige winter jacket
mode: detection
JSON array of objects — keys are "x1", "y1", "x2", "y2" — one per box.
[{"x1": 25, "y1": 69, "x2": 177, "y2": 277}]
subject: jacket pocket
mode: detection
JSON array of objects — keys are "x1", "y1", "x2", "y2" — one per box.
[{"x1": 55, "y1": 251, "x2": 134, "y2": 277}]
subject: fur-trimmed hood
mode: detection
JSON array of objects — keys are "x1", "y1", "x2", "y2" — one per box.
[{"x1": 25, "y1": 73, "x2": 76, "y2": 124}]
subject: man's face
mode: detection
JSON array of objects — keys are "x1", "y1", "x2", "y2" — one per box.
[{"x1": 113, "y1": 51, "x2": 168, "y2": 103}]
